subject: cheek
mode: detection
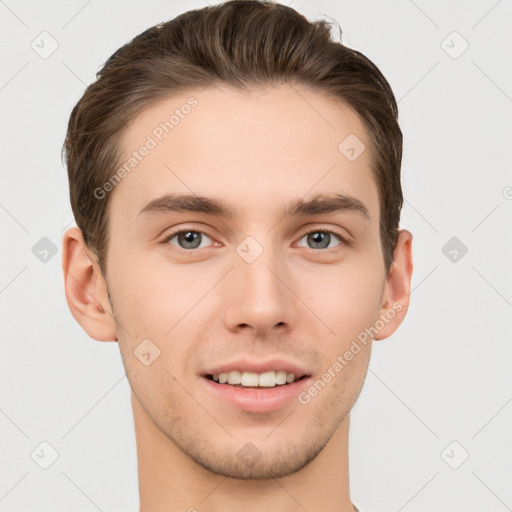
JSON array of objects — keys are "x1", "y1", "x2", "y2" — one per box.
[
  {"x1": 109, "y1": 259, "x2": 197, "y2": 412},
  {"x1": 108, "y1": 255, "x2": 210, "y2": 378},
  {"x1": 297, "y1": 262, "x2": 384, "y2": 338},
  {"x1": 108, "y1": 252, "x2": 185, "y2": 330},
  {"x1": 109, "y1": 242, "x2": 384, "y2": 349}
]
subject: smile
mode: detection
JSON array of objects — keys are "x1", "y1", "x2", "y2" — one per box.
[{"x1": 207, "y1": 370, "x2": 305, "y2": 388}]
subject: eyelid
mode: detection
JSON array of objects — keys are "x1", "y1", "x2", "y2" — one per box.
[
  {"x1": 160, "y1": 224, "x2": 351, "y2": 251},
  {"x1": 161, "y1": 226, "x2": 217, "y2": 247},
  {"x1": 297, "y1": 227, "x2": 351, "y2": 249},
  {"x1": 300, "y1": 226, "x2": 349, "y2": 239}
]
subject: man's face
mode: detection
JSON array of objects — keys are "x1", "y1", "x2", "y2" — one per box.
[{"x1": 104, "y1": 84, "x2": 388, "y2": 479}]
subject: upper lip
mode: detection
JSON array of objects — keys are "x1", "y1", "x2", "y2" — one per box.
[{"x1": 202, "y1": 358, "x2": 311, "y2": 379}]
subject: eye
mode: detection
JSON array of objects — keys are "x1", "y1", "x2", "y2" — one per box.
[
  {"x1": 297, "y1": 229, "x2": 346, "y2": 250},
  {"x1": 163, "y1": 230, "x2": 214, "y2": 250}
]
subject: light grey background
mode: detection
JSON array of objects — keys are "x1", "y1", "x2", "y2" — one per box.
[{"x1": 1, "y1": 0, "x2": 511, "y2": 511}]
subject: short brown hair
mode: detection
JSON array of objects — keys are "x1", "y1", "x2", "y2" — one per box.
[{"x1": 62, "y1": 0, "x2": 403, "y2": 276}]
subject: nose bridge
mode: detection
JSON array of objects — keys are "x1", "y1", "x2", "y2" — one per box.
[{"x1": 225, "y1": 233, "x2": 294, "y2": 332}]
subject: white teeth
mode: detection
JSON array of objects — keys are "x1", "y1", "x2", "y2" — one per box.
[
  {"x1": 211, "y1": 370, "x2": 300, "y2": 387},
  {"x1": 258, "y1": 371, "x2": 276, "y2": 387},
  {"x1": 286, "y1": 373, "x2": 295, "y2": 383},
  {"x1": 276, "y1": 371, "x2": 287, "y2": 385},
  {"x1": 227, "y1": 370, "x2": 242, "y2": 385},
  {"x1": 241, "y1": 371, "x2": 259, "y2": 386}
]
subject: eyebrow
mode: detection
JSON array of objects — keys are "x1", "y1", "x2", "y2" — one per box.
[{"x1": 138, "y1": 192, "x2": 370, "y2": 221}]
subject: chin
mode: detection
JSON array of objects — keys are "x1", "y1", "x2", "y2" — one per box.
[{"x1": 184, "y1": 436, "x2": 328, "y2": 480}]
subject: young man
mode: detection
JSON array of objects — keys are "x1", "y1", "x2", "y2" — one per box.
[{"x1": 61, "y1": 1, "x2": 413, "y2": 510}]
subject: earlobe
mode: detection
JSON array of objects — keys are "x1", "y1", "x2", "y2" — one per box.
[
  {"x1": 61, "y1": 227, "x2": 117, "y2": 342},
  {"x1": 373, "y1": 229, "x2": 413, "y2": 341}
]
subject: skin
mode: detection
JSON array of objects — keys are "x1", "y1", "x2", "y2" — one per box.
[{"x1": 62, "y1": 83, "x2": 413, "y2": 512}]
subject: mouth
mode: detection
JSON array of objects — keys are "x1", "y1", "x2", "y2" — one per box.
[
  {"x1": 200, "y1": 359, "x2": 312, "y2": 413},
  {"x1": 204, "y1": 370, "x2": 309, "y2": 389},
  {"x1": 201, "y1": 371, "x2": 312, "y2": 413}
]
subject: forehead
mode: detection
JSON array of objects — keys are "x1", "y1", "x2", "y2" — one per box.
[{"x1": 110, "y1": 83, "x2": 379, "y2": 224}]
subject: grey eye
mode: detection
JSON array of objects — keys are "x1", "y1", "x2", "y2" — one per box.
[
  {"x1": 298, "y1": 231, "x2": 342, "y2": 250},
  {"x1": 167, "y1": 231, "x2": 213, "y2": 250}
]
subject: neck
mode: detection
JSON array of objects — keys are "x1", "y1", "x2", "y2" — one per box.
[{"x1": 133, "y1": 391, "x2": 354, "y2": 512}]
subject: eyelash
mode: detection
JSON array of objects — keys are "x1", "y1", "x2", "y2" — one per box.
[
  {"x1": 161, "y1": 227, "x2": 350, "y2": 251},
  {"x1": 300, "y1": 227, "x2": 349, "y2": 248}
]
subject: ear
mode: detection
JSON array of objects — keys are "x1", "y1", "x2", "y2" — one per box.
[
  {"x1": 373, "y1": 229, "x2": 413, "y2": 341},
  {"x1": 61, "y1": 227, "x2": 117, "y2": 341}
]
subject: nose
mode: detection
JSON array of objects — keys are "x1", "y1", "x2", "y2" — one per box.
[{"x1": 223, "y1": 240, "x2": 296, "y2": 336}]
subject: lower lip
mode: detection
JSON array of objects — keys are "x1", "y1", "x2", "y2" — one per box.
[{"x1": 201, "y1": 376, "x2": 311, "y2": 413}]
